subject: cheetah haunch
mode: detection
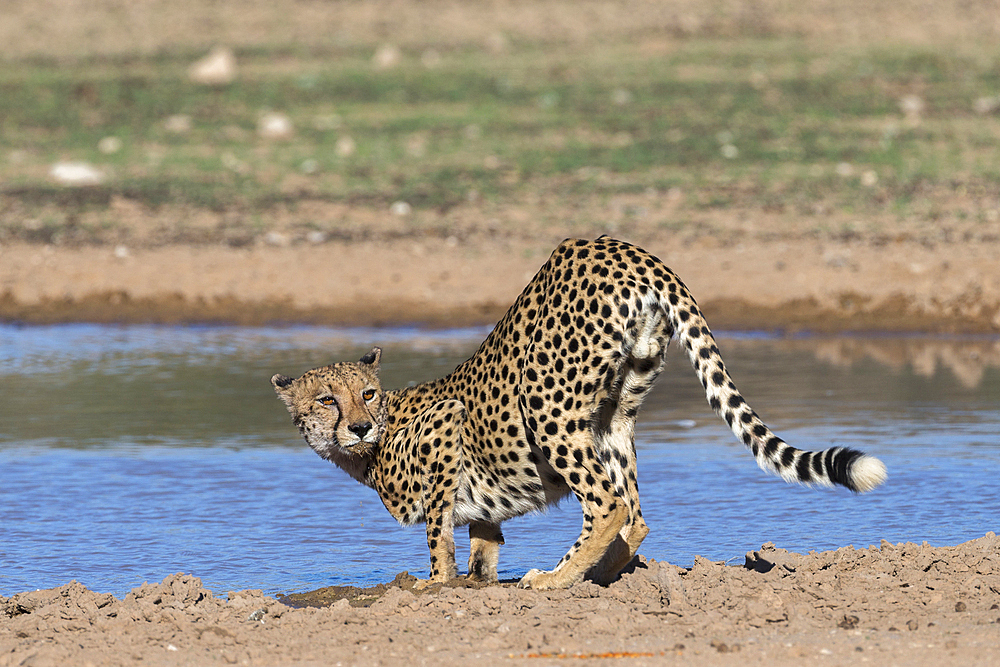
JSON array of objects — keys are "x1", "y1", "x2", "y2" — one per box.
[{"x1": 271, "y1": 237, "x2": 886, "y2": 590}]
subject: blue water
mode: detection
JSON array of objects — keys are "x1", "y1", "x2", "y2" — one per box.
[{"x1": 1, "y1": 324, "x2": 998, "y2": 597}]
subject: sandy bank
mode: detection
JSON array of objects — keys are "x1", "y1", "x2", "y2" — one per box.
[{"x1": 2, "y1": 233, "x2": 999, "y2": 333}]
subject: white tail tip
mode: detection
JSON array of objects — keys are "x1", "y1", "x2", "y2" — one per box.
[{"x1": 850, "y1": 455, "x2": 888, "y2": 493}]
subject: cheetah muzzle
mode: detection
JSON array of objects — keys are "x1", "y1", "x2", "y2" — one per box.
[{"x1": 271, "y1": 237, "x2": 887, "y2": 590}]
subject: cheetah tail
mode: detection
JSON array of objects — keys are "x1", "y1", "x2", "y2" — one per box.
[{"x1": 667, "y1": 294, "x2": 887, "y2": 494}]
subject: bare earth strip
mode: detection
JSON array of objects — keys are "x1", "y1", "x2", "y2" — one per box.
[
  {"x1": 2, "y1": 230, "x2": 999, "y2": 333},
  {"x1": 2, "y1": 535, "x2": 999, "y2": 667}
]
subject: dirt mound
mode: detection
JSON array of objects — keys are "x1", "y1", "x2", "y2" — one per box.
[{"x1": 3, "y1": 535, "x2": 998, "y2": 666}]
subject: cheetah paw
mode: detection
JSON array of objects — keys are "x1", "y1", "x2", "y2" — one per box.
[
  {"x1": 412, "y1": 578, "x2": 444, "y2": 591},
  {"x1": 517, "y1": 568, "x2": 562, "y2": 590}
]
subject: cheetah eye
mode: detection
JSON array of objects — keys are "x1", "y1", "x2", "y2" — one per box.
[
  {"x1": 317, "y1": 396, "x2": 336, "y2": 407},
  {"x1": 362, "y1": 389, "x2": 376, "y2": 401}
]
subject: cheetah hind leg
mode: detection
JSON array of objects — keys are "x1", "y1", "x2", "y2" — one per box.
[
  {"x1": 586, "y1": 513, "x2": 650, "y2": 585},
  {"x1": 467, "y1": 521, "x2": 504, "y2": 582}
]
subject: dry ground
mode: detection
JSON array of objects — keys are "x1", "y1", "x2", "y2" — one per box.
[{"x1": 3, "y1": 535, "x2": 999, "y2": 667}]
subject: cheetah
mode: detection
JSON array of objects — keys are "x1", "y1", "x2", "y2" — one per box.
[{"x1": 271, "y1": 237, "x2": 887, "y2": 590}]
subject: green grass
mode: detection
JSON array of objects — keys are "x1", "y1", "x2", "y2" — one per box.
[{"x1": 2, "y1": 38, "x2": 1000, "y2": 242}]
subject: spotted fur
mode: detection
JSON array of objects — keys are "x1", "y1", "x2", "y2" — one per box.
[{"x1": 271, "y1": 237, "x2": 887, "y2": 590}]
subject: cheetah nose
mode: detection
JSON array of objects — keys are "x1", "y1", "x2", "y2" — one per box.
[{"x1": 348, "y1": 422, "x2": 372, "y2": 439}]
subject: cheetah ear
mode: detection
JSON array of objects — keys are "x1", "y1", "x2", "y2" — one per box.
[
  {"x1": 271, "y1": 374, "x2": 296, "y2": 403},
  {"x1": 359, "y1": 346, "x2": 382, "y2": 368}
]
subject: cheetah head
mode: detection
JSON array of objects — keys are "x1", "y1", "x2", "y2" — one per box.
[{"x1": 271, "y1": 347, "x2": 387, "y2": 473}]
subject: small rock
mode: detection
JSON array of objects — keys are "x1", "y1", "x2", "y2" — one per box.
[
  {"x1": 306, "y1": 231, "x2": 327, "y2": 244},
  {"x1": 899, "y1": 94, "x2": 925, "y2": 119},
  {"x1": 189, "y1": 46, "x2": 236, "y2": 86},
  {"x1": 955, "y1": 601, "x2": 967, "y2": 612},
  {"x1": 335, "y1": 136, "x2": 356, "y2": 158},
  {"x1": 50, "y1": 161, "x2": 104, "y2": 186},
  {"x1": 973, "y1": 96, "x2": 1000, "y2": 115},
  {"x1": 373, "y1": 44, "x2": 401, "y2": 69},
  {"x1": 390, "y1": 201, "x2": 412, "y2": 216},
  {"x1": 264, "y1": 231, "x2": 291, "y2": 247},
  {"x1": 258, "y1": 112, "x2": 294, "y2": 140}
]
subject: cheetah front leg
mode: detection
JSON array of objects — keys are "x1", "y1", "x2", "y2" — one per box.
[
  {"x1": 411, "y1": 399, "x2": 467, "y2": 588},
  {"x1": 468, "y1": 521, "x2": 504, "y2": 582}
]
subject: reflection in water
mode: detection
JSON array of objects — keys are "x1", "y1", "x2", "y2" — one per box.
[
  {"x1": 0, "y1": 325, "x2": 997, "y2": 597},
  {"x1": 769, "y1": 337, "x2": 1000, "y2": 389}
]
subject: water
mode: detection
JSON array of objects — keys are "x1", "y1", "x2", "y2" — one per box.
[{"x1": 1, "y1": 324, "x2": 998, "y2": 597}]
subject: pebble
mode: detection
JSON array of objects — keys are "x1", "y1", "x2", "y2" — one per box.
[
  {"x1": 335, "y1": 136, "x2": 356, "y2": 158},
  {"x1": 390, "y1": 201, "x2": 412, "y2": 216},
  {"x1": 189, "y1": 47, "x2": 236, "y2": 86},
  {"x1": 258, "y1": 112, "x2": 294, "y2": 140},
  {"x1": 49, "y1": 161, "x2": 104, "y2": 186},
  {"x1": 373, "y1": 45, "x2": 401, "y2": 69}
]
